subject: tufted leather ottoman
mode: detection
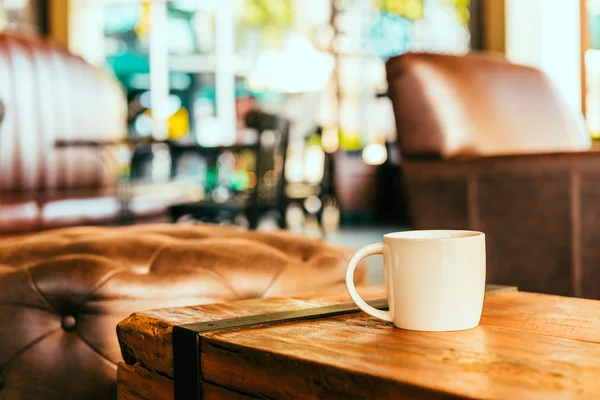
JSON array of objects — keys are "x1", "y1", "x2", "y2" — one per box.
[{"x1": 0, "y1": 224, "x2": 364, "y2": 399}]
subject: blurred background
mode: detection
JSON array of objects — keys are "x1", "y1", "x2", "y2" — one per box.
[{"x1": 0, "y1": 0, "x2": 597, "y2": 285}]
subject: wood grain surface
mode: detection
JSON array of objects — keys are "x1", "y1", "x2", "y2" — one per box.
[
  {"x1": 118, "y1": 297, "x2": 335, "y2": 379},
  {"x1": 117, "y1": 362, "x2": 173, "y2": 400},
  {"x1": 200, "y1": 291, "x2": 600, "y2": 400},
  {"x1": 202, "y1": 382, "x2": 258, "y2": 400},
  {"x1": 479, "y1": 291, "x2": 600, "y2": 342},
  {"x1": 117, "y1": 285, "x2": 581, "y2": 400},
  {"x1": 117, "y1": 286, "x2": 388, "y2": 378},
  {"x1": 116, "y1": 362, "x2": 257, "y2": 400}
]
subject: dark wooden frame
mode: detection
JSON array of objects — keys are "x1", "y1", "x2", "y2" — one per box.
[{"x1": 469, "y1": 0, "x2": 485, "y2": 51}]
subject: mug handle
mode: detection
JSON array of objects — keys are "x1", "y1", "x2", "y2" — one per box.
[{"x1": 345, "y1": 243, "x2": 393, "y2": 323}]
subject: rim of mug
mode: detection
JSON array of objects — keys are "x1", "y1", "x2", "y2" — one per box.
[{"x1": 384, "y1": 230, "x2": 484, "y2": 241}]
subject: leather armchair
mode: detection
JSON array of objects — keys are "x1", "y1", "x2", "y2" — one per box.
[
  {"x1": 0, "y1": 32, "x2": 199, "y2": 234},
  {"x1": 0, "y1": 224, "x2": 365, "y2": 399},
  {"x1": 386, "y1": 52, "x2": 600, "y2": 299}
]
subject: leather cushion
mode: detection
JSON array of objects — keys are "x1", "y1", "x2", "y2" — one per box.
[
  {"x1": 0, "y1": 224, "x2": 364, "y2": 399},
  {"x1": 386, "y1": 52, "x2": 591, "y2": 159}
]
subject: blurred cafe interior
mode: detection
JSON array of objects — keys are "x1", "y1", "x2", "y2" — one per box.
[
  {"x1": 3, "y1": 0, "x2": 600, "y2": 294},
  {"x1": 4, "y1": 0, "x2": 600, "y2": 288},
  {"x1": 2, "y1": 0, "x2": 600, "y2": 399}
]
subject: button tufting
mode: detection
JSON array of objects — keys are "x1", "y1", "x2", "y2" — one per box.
[
  {"x1": 0, "y1": 224, "x2": 356, "y2": 398},
  {"x1": 61, "y1": 315, "x2": 77, "y2": 331}
]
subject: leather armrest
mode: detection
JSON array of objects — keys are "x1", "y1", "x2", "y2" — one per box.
[{"x1": 402, "y1": 151, "x2": 600, "y2": 179}]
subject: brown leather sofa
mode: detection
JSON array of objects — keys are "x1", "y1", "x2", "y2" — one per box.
[
  {"x1": 0, "y1": 223, "x2": 364, "y2": 399},
  {"x1": 0, "y1": 32, "x2": 200, "y2": 234},
  {"x1": 386, "y1": 52, "x2": 600, "y2": 299}
]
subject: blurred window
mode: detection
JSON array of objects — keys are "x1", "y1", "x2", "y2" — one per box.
[
  {"x1": 68, "y1": 0, "x2": 474, "y2": 184},
  {"x1": 587, "y1": 0, "x2": 600, "y2": 138},
  {"x1": 0, "y1": 0, "x2": 44, "y2": 33}
]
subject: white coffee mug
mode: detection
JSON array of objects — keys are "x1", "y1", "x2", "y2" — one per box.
[{"x1": 346, "y1": 230, "x2": 486, "y2": 331}]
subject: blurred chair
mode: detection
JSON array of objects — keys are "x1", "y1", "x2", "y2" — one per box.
[
  {"x1": 386, "y1": 52, "x2": 600, "y2": 298},
  {"x1": 0, "y1": 32, "x2": 125, "y2": 233},
  {"x1": 0, "y1": 32, "x2": 198, "y2": 234},
  {"x1": 169, "y1": 110, "x2": 290, "y2": 229}
]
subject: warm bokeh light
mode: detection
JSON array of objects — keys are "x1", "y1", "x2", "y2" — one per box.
[
  {"x1": 362, "y1": 143, "x2": 388, "y2": 166},
  {"x1": 246, "y1": 35, "x2": 334, "y2": 94},
  {"x1": 303, "y1": 196, "x2": 322, "y2": 214},
  {"x1": 321, "y1": 127, "x2": 340, "y2": 153},
  {"x1": 303, "y1": 144, "x2": 325, "y2": 184}
]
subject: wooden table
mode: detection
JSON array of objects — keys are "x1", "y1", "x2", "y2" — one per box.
[{"x1": 117, "y1": 285, "x2": 600, "y2": 399}]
